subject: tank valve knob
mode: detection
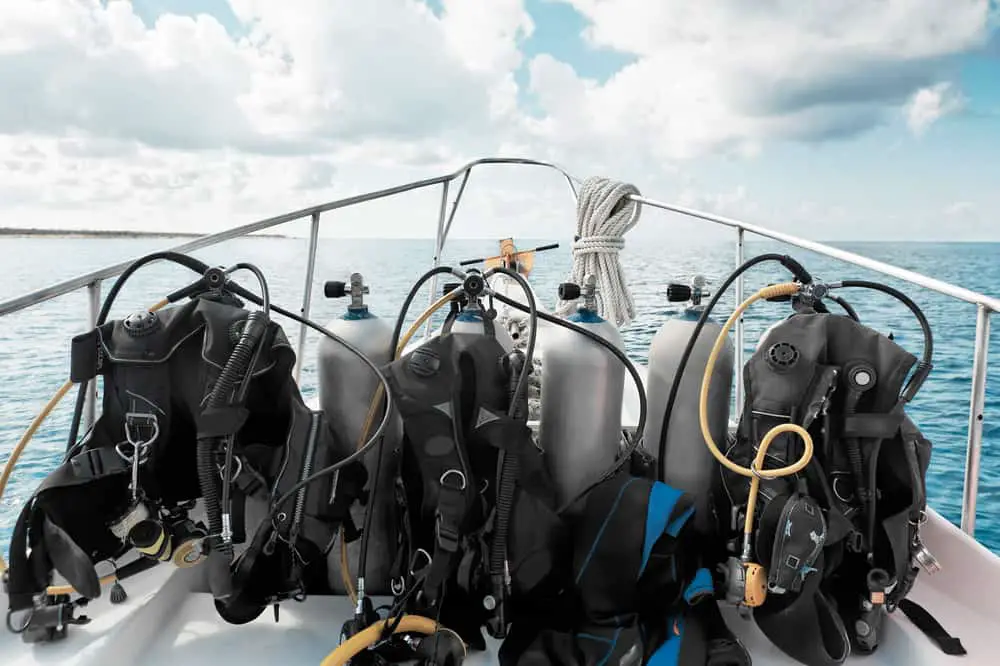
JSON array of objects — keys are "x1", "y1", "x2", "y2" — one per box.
[
  {"x1": 204, "y1": 266, "x2": 226, "y2": 289},
  {"x1": 324, "y1": 281, "x2": 347, "y2": 298},
  {"x1": 558, "y1": 282, "x2": 581, "y2": 301},
  {"x1": 666, "y1": 283, "x2": 692, "y2": 303},
  {"x1": 463, "y1": 273, "x2": 485, "y2": 298}
]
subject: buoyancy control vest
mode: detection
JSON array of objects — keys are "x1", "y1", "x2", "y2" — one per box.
[
  {"x1": 715, "y1": 312, "x2": 948, "y2": 665},
  {"x1": 4, "y1": 295, "x2": 365, "y2": 625},
  {"x1": 499, "y1": 471, "x2": 750, "y2": 666},
  {"x1": 377, "y1": 331, "x2": 564, "y2": 649}
]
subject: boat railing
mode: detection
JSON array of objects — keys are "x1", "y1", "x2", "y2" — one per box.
[{"x1": 0, "y1": 157, "x2": 996, "y2": 540}]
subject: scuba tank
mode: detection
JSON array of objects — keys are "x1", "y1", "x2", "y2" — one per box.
[
  {"x1": 441, "y1": 272, "x2": 516, "y2": 351},
  {"x1": 645, "y1": 276, "x2": 734, "y2": 534},
  {"x1": 318, "y1": 273, "x2": 401, "y2": 593},
  {"x1": 539, "y1": 274, "x2": 625, "y2": 509}
]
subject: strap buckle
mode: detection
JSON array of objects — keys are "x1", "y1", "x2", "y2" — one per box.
[
  {"x1": 123, "y1": 412, "x2": 159, "y2": 450},
  {"x1": 435, "y1": 514, "x2": 461, "y2": 553}
]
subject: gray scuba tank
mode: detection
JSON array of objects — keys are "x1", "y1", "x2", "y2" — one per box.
[
  {"x1": 317, "y1": 273, "x2": 400, "y2": 592},
  {"x1": 644, "y1": 276, "x2": 734, "y2": 534},
  {"x1": 539, "y1": 274, "x2": 625, "y2": 509}
]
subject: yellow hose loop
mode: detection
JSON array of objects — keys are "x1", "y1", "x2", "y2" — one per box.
[
  {"x1": 699, "y1": 282, "x2": 811, "y2": 479},
  {"x1": 743, "y1": 423, "x2": 813, "y2": 537},
  {"x1": 338, "y1": 287, "x2": 464, "y2": 603},
  {"x1": 697, "y1": 282, "x2": 814, "y2": 538},
  {"x1": 320, "y1": 614, "x2": 442, "y2": 666},
  {"x1": 0, "y1": 298, "x2": 170, "y2": 587}
]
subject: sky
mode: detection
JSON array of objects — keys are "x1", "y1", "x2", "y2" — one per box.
[{"x1": 0, "y1": 0, "x2": 998, "y2": 241}]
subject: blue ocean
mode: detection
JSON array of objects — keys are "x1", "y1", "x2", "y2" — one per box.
[{"x1": 1, "y1": 236, "x2": 998, "y2": 559}]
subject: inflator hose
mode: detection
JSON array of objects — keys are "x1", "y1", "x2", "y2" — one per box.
[
  {"x1": 319, "y1": 615, "x2": 443, "y2": 666},
  {"x1": 699, "y1": 283, "x2": 814, "y2": 542},
  {"x1": 656, "y1": 253, "x2": 813, "y2": 481},
  {"x1": 199, "y1": 309, "x2": 268, "y2": 599}
]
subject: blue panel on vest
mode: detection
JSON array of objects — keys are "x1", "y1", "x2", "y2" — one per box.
[
  {"x1": 640, "y1": 481, "x2": 687, "y2": 578},
  {"x1": 648, "y1": 614, "x2": 684, "y2": 666},
  {"x1": 683, "y1": 567, "x2": 714, "y2": 605}
]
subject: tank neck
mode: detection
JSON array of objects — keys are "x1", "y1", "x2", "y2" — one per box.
[{"x1": 344, "y1": 305, "x2": 373, "y2": 320}]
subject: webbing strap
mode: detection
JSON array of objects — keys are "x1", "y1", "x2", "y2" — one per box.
[{"x1": 897, "y1": 598, "x2": 967, "y2": 656}]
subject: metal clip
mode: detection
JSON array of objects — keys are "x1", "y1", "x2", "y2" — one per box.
[
  {"x1": 912, "y1": 540, "x2": 941, "y2": 574},
  {"x1": 124, "y1": 412, "x2": 159, "y2": 449},
  {"x1": 218, "y1": 456, "x2": 243, "y2": 482}
]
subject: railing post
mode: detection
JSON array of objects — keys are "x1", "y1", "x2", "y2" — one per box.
[
  {"x1": 295, "y1": 212, "x2": 321, "y2": 383},
  {"x1": 734, "y1": 228, "x2": 745, "y2": 417},
  {"x1": 961, "y1": 305, "x2": 991, "y2": 536},
  {"x1": 425, "y1": 181, "x2": 451, "y2": 338},
  {"x1": 84, "y1": 280, "x2": 101, "y2": 429}
]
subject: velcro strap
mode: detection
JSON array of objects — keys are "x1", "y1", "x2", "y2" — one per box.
[
  {"x1": 897, "y1": 598, "x2": 967, "y2": 656},
  {"x1": 69, "y1": 447, "x2": 130, "y2": 480},
  {"x1": 70, "y1": 328, "x2": 101, "y2": 382},
  {"x1": 435, "y1": 484, "x2": 466, "y2": 553},
  {"x1": 198, "y1": 406, "x2": 250, "y2": 439},
  {"x1": 842, "y1": 412, "x2": 904, "y2": 439},
  {"x1": 232, "y1": 457, "x2": 267, "y2": 498},
  {"x1": 231, "y1": 488, "x2": 247, "y2": 544}
]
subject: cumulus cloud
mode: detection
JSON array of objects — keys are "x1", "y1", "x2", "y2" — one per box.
[
  {"x1": 904, "y1": 82, "x2": 966, "y2": 135},
  {"x1": 0, "y1": 0, "x2": 994, "y2": 236},
  {"x1": 528, "y1": 0, "x2": 991, "y2": 158}
]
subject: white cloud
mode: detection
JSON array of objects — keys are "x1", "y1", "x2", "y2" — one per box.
[
  {"x1": 0, "y1": 0, "x2": 994, "y2": 238},
  {"x1": 529, "y1": 0, "x2": 991, "y2": 158},
  {"x1": 945, "y1": 201, "x2": 976, "y2": 217},
  {"x1": 904, "y1": 82, "x2": 966, "y2": 135}
]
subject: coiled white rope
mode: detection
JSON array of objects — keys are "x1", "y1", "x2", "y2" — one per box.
[{"x1": 555, "y1": 177, "x2": 642, "y2": 327}]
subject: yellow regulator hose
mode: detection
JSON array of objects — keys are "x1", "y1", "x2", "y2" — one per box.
[
  {"x1": 699, "y1": 283, "x2": 814, "y2": 553},
  {"x1": 0, "y1": 298, "x2": 170, "y2": 595},
  {"x1": 338, "y1": 287, "x2": 464, "y2": 602},
  {"x1": 320, "y1": 615, "x2": 444, "y2": 666}
]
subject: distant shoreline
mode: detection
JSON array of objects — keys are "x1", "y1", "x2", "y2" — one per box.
[{"x1": 0, "y1": 228, "x2": 287, "y2": 239}]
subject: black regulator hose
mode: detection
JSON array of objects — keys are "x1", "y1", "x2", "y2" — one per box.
[
  {"x1": 390, "y1": 266, "x2": 464, "y2": 355},
  {"x1": 199, "y1": 308, "x2": 269, "y2": 600},
  {"x1": 65, "y1": 251, "x2": 211, "y2": 452},
  {"x1": 838, "y1": 279, "x2": 933, "y2": 401},
  {"x1": 483, "y1": 268, "x2": 538, "y2": 635},
  {"x1": 830, "y1": 294, "x2": 860, "y2": 322},
  {"x1": 197, "y1": 262, "x2": 271, "y2": 600},
  {"x1": 655, "y1": 253, "x2": 813, "y2": 481}
]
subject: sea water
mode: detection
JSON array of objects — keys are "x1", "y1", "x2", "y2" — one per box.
[{"x1": 0, "y1": 236, "x2": 997, "y2": 558}]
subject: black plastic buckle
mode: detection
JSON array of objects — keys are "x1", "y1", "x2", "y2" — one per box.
[
  {"x1": 846, "y1": 530, "x2": 865, "y2": 553},
  {"x1": 435, "y1": 513, "x2": 461, "y2": 553}
]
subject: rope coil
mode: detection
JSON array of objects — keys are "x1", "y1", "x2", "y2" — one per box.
[{"x1": 556, "y1": 177, "x2": 641, "y2": 327}]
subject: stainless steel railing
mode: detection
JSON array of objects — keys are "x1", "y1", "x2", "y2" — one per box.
[{"x1": 0, "y1": 157, "x2": 995, "y2": 538}]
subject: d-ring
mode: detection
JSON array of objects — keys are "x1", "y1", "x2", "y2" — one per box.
[
  {"x1": 409, "y1": 548, "x2": 432, "y2": 576},
  {"x1": 219, "y1": 457, "x2": 243, "y2": 481},
  {"x1": 440, "y1": 469, "x2": 467, "y2": 490}
]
